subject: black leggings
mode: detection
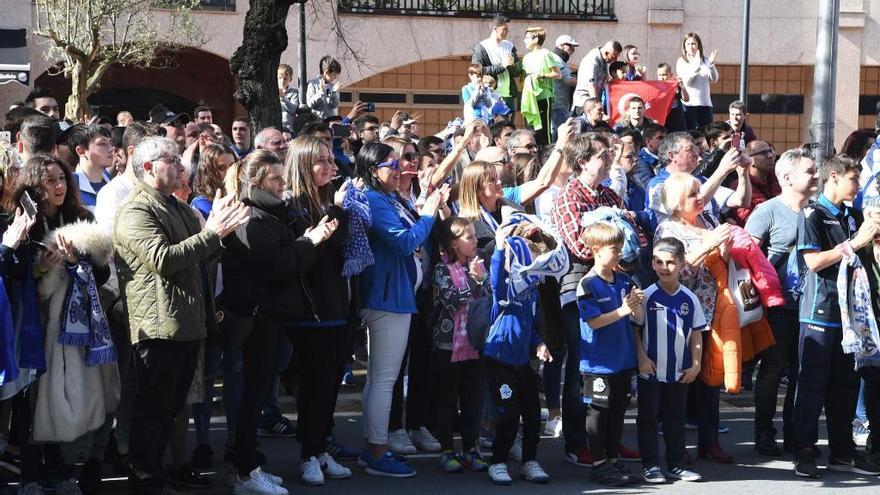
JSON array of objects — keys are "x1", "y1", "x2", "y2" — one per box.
[
  {"x1": 432, "y1": 350, "x2": 481, "y2": 452},
  {"x1": 584, "y1": 370, "x2": 633, "y2": 463},
  {"x1": 290, "y1": 324, "x2": 348, "y2": 459},
  {"x1": 483, "y1": 357, "x2": 541, "y2": 464}
]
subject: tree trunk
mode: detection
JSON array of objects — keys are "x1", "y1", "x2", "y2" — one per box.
[
  {"x1": 230, "y1": 0, "x2": 296, "y2": 133},
  {"x1": 66, "y1": 61, "x2": 92, "y2": 122}
]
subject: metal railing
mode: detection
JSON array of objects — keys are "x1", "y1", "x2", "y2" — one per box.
[
  {"x1": 337, "y1": 0, "x2": 615, "y2": 21},
  {"x1": 195, "y1": 0, "x2": 235, "y2": 11}
]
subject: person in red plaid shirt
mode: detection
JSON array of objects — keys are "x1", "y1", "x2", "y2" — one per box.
[{"x1": 550, "y1": 132, "x2": 642, "y2": 468}]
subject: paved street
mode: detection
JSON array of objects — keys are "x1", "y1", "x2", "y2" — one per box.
[{"x1": 96, "y1": 387, "x2": 880, "y2": 494}]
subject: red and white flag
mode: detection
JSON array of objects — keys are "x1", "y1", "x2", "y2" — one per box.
[{"x1": 607, "y1": 80, "x2": 678, "y2": 126}]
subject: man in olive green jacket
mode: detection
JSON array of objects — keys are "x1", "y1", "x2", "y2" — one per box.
[{"x1": 114, "y1": 136, "x2": 249, "y2": 494}]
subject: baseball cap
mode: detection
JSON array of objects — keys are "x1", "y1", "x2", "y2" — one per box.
[
  {"x1": 555, "y1": 35, "x2": 579, "y2": 47},
  {"x1": 53, "y1": 120, "x2": 76, "y2": 145},
  {"x1": 149, "y1": 106, "x2": 189, "y2": 126}
]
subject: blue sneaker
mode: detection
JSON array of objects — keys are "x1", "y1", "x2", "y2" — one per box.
[
  {"x1": 358, "y1": 449, "x2": 408, "y2": 468},
  {"x1": 365, "y1": 451, "x2": 416, "y2": 478},
  {"x1": 326, "y1": 437, "x2": 359, "y2": 461}
]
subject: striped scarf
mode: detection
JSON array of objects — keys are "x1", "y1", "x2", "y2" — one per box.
[{"x1": 837, "y1": 241, "x2": 880, "y2": 369}]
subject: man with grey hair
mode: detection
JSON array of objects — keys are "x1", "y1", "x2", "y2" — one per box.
[
  {"x1": 507, "y1": 129, "x2": 538, "y2": 157},
  {"x1": 572, "y1": 40, "x2": 622, "y2": 111},
  {"x1": 114, "y1": 136, "x2": 249, "y2": 495},
  {"x1": 647, "y1": 131, "x2": 751, "y2": 220},
  {"x1": 745, "y1": 148, "x2": 816, "y2": 457},
  {"x1": 255, "y1": 127, "x2": 289, "y2": 161}
]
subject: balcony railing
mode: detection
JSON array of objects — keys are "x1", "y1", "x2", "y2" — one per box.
[
  {"x1": 337, "y1": 0, "x2": 615, "y2": 21},
  {"x1": 196, "y1": 0, "x2": 235, "y2": 11}
]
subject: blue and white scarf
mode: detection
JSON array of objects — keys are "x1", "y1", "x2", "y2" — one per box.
[
  {"x1": 837, "y1": 241, "x2": 880, "y2": 369},
  {"x1": 502, "y1": 213, "x2": 568, "y2": 303},
  {"x1": 341, "y1": 179, "x2": 374, "y2": 277},
  {"x1": 57, "y1": 259, "x2": 116, "y2": 366}
]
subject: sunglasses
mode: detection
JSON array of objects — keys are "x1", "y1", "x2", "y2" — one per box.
[
  {"x1": 377, "y1": 160, "x2": 400, "y2": 170},
  {"x1": 402, "y1": 152, "x2": 418, "y2": 162}
]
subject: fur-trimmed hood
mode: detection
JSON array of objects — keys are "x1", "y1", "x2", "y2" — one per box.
[{"x1": 39, "y1": 221, "x2": 112, "y2": 298}]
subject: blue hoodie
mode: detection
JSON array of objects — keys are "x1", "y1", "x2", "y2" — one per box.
[
  {"x1": 482, "y1": 246, "x2": 542, "y2": 367},
  {"x1": 360, "y1": 188, "x2": 434, "y2": 314}
]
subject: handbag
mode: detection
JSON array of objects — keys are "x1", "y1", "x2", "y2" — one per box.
[
  {"x1": 727, "y1": 258, "x2": 762, "y2": 326},
  {"x1": 466, "y1": 295, "x2": 494, "y2": 350}
]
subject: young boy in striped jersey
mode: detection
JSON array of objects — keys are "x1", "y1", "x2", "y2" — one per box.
[{"x1": 635, "y1": 237, "x2": 706, "y2": 484}]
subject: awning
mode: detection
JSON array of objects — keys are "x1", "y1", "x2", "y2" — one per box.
[{"x1": 0, "y1": 29, "x2": 29, "y2": 86}]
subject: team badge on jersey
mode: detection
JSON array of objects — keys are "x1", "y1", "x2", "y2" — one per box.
[
  {"x1": 593, "y1": 377, "x2": 606, "y2": 393},
  {"x1": 680, "y1": 303, "x2": 690, "y2": 316}
]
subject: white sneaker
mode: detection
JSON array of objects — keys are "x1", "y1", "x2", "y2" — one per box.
[
  {"x1": 320, "y1": 452, "x2": 352, "y2": 479},
  {"x1": 410, "y1": 427, "x2": 441, "y2": 452},
  {"x1": 388, "y1": 428, "x2": 417, "y2": 455},
  {"x1": 300, "y1": 456, "x2": 325, "y2": 486},
  {"x1": 488, "y1": 463, "x2": 512, "y2": 485},
  {"x1": 509, "y1": 434, "x2": 523, "y2": 462},
  {"x1": 543, "y1": 415, "x2": 562, "y2": 438},
  {"x1": 235, "y1": 468, "x2": 289, "y2": 495},
  {"x1": 257, "y1": 467, "x2": 283, "y2": 485},
  {"x1": 519, "y1": 460, "x2": 550, "y2": 483}
]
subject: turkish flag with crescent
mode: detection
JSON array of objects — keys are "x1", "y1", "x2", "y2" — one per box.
[{"x1": 607, "y1": 80, "x2": 678, "y2": 126}]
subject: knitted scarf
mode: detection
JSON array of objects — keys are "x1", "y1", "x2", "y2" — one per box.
[
  {"x1": 442, "y1": 253, "x2": 480, "y2": 363},
  {"x1": 341, "y1": 178, "x2": 374, "y2": 278},
  {"x1": 57, "y1": 259, "x2": 116, "y2": 366},
  {"x1": 837, "y1": 241, "x2": 880, "y2": 369}
]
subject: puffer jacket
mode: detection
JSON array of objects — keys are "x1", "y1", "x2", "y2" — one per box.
[
  {"x1": 219, "y1": 188, "x2": 317, "y2": 320},
  {"x1": 729, "y1": 225, "x2": 785, "y2": 308},
  {"x1": 699, "y1": 251, "x2": 776, "y2": 393},
  {"x1": 114, "y1": 180, "x2": 221, "y2": 343}
]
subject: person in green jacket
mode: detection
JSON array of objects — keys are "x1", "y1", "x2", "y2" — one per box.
[
  {"x1": 114, "y1": 136, "x2": 250, "y2": 495},
  {"x1": 521, "y1": 27, "x2": 561, "y2": 147}
]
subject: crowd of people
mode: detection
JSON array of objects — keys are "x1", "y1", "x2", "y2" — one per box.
[{"x1": 0, "y1": 12, "x2": 880, "y2": 495}]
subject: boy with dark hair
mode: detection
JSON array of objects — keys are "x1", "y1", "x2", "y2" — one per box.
[
  {"x1": 73, "y1": 124, "x2": 113, "y2": 211},
  {"x1": 576, "y1": 223, "x2": 643, "y2": 487},
  {"x1": 632, "y1": 124, "x2": 666, "y2": 189},
  {"x1": 25, "y1": 86, "x2": 61, "y2": 120},
  {"x1": 636, "y1": 237, "x2": 707, "y2": 484},
  {"x1": 792, "y1": 155, "x2": 880, "y2": 478}
]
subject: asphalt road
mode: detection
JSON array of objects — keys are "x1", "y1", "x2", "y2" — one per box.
[{"x1": 96, "y1": 395, "x2": 880, "y2": 494}]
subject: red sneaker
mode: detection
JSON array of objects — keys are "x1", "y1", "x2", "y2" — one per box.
[
  {"x1": 618, "y1": 443, "x2": 641, "y2": 462},
  {"x1": 564, "y1": 447, "x2": 593, "y2": 467}
]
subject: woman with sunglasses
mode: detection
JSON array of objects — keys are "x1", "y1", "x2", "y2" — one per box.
[
  {"x1": 379, "y1": 135, "x2": 444, "y2": 456},
  {"x1": 355, "y1": 142, "x2": 449, "y2": 478}
]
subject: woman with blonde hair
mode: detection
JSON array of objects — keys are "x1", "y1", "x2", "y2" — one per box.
[
  {"x1": 656, "y1": 171, "x2": 733, "y2": 464},
  {"x1": 283, "y1": 135, "x2": 357, "y2": 484},
  {"x1": 458, "y1": 160, "x2": 523, "y2": 261},
  {"x1": 220, "y1": 149, "x2": 337, "y2": 493}
]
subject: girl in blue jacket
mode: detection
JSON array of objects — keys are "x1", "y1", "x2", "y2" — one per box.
[
  {"x1": 355, "y1": 143, "x2": 449, "y2": 478},
  {"x1": 483, "y1": 218, "x2": 565, "y2": 486}
]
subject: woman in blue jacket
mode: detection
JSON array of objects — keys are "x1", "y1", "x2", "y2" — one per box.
[{"x1": 355, "y1": 143, "x2": 448, "y2": 478}]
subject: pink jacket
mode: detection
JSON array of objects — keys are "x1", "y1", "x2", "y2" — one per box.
[{"x1": 729, "y1": 225, "x2": 785, "y2": 308}]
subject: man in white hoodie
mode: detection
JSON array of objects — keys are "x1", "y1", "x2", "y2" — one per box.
[{"x1": 472, "y1": 15, "x2": 522, "y2": 112}]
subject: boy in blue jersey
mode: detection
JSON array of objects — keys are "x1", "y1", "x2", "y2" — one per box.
[
  {"x1": 792, "y1": 155, "x2": 880, "y2": 479},
  {"x1": 635, "y1": 237, "x2": 706, "y2": 484},
  {"x1": 576, "y1": 223, "x2": 643, "y2": 487}
]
